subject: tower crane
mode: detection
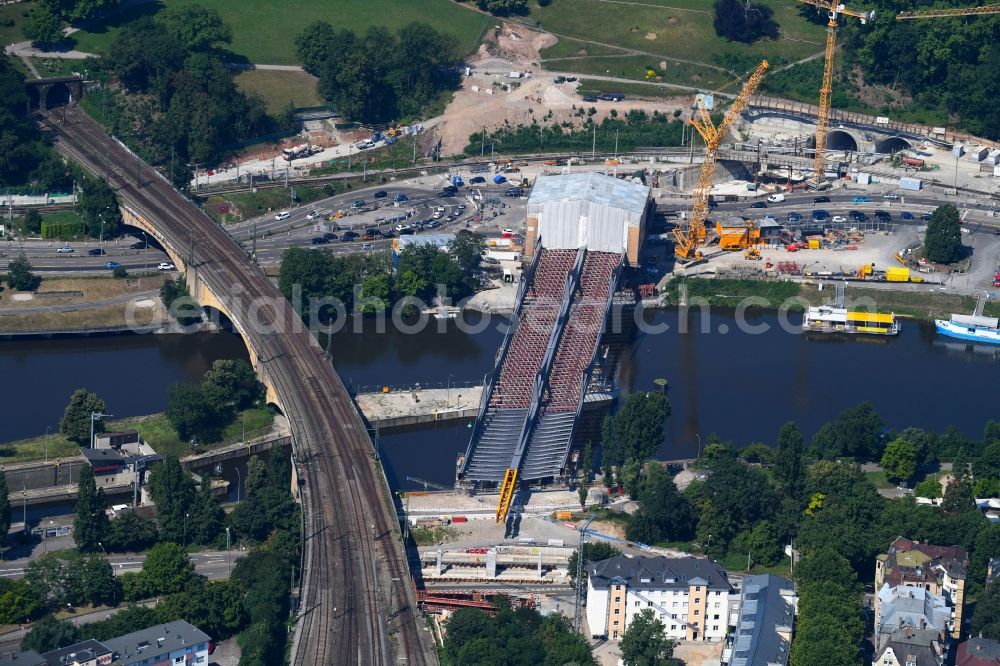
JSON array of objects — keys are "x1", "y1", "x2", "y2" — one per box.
[
  {"x1": 795, "y1": 0, "x2": 875, "y2": 183},
  {"x1": 673, "y1": 59, "x2": 770, "y2": 261},
  {"x1": 897, "y1": 3, "x2": 1000, "y2": 18}
]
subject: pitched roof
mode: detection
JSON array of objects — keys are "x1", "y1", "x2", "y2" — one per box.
[
  {"x1": 883, "y1": 537, "x2": 968, "y2": 584},
  {"x1": 877, "y1": 585, "x2": 951, "y2": 635},
  {"x1": 102, "y1": 621, "x2": 210, "y2": 665},
  {"x1": 589, "y1": 555, "x2": 731, "y2": 592},
  {"x1": 957, "y1": 638, "x2": 1000, "y2": 666},
  {"x1": 729, "y1": 574, "x2": 796, "y2": 666},
  {"x1": 40, "y1": 639, "x2": 111, "y2": 666},
  {"x1": 875, "y1": 625, "x2": 943, "y2": 666}
]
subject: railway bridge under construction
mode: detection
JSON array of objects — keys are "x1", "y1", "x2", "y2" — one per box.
[
  {"x1": 458, "y1": 173, "x2": 651, "y2": 523},
  {"x1": 37, "y1": 107, "x2": 434, "y2": 666}
]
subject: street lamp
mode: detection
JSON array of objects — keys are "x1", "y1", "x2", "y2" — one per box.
[
  {"x1": 90, "y1": 412, "x2": 111, "y2": 449},
  {"x1": 183, "y1": 512, "x2": 189, "y2": 548}
]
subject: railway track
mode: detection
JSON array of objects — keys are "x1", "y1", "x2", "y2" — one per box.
[{"x1": 37, "y1": 107, "x2": 434, "y2": 666}]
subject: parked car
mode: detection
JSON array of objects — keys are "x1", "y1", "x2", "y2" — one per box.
[
  {"x1": 341, "y1": 231, "x2": 359, "y2": 240},
  {"x1": 399, "y1": 227, "x2": 415, "y2": 235},
  {"x1": 900, "y1": 211, "x2": 914, "y2": 220},
  {"x1": 56, "y1": 245, "x2": 74, "y2": 253},
  {"x1": 883, "y1": 193, "x2": 900, "y2": 200},
  {"x1": 457, "y1": 203, "x2": 466, "y2": 211},
  {"x1": 275, "y1": 211, "x2": 290, "y2": 221},
  {"x1": 351, "y1": 200, "x2": 365, "y2": 208},
  {"x1": 323, "y1": 232, "x2": 338, "y2": 241},
  {"x1": 921, "y1": 212, "x2": 933, "y2": 221},
  {"x1": 393, "y1": 193, "x2": 409, "y2": 202},
  {"x1": 813, "y1": 196, "x2": 831, "y2": 204},
  {"x1": 832, "y1": 215, "x2": 847, "y2": 224},
  {"x1": 852, "y1": 196, "x2": 870, "y2": 204},
  {"x1": 787, "y1": 212, "x2": 801, "y2": 223},
  {"x1": 361, "y1": 243, "x2": 375, "y2": 250},
  {"x1": 373, "y1": 190, "x2": 388, "y2": 199},
  {"x1": 157, "y1": 262, "x2": 176, "y2": 271},
  {"x1": 554, "y1": 76, "x2": 566, "y2": 84},
  {"x1": 105, "y1": 261, "x2": 121, "y2": 269},
  {"x1": 431, "y1": 211, "x2": 443, "y2": 220},
  {"x1": 506, "y1": 187, "x2": 523, "y2": 197},
  {"x1": 581, "y1": 95, "x2": 598, "y2": 102},
  {"x1": 469, "y1": 176, "x2": 486, "y2": 184},
  {"x1": 88, "y1": 248, "x2": 105, "y2": 256},
  {"x1": 426, "y1": 220, "x2": 439, "y2": 228},
  {"x1": 311, "y1": 237, "x2": 328, "y2": 245},
  {"x1": 565, "y1": 76, "x2": 577, "y2": 82},
  {"x1": 750, "y1": 201, "x2": 767, "y2": 209},
  {"x1": 849, "y1": 210, "x2": 866, "y2": 220}
]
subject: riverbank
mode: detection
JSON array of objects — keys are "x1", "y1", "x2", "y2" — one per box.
[
  {"x1": 0, "y1": 274, "x2": 173, "y2": 335},
  {"x1": 1, "y1": 408, "x2": 277, "y2": 464},
  {"x1": 662, "y1": 278, "x2": 1000, "y2": 321}
]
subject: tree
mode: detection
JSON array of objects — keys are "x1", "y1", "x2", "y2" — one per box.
[
  {"x1": 914, "y1": 478, "x2": 943, "y2": 499},
  {"x1": 924, "y1": 204, "x2": 963, "y2": 264},
  {"x1": 59, "y1": 388, "x2": 106, "y2": 445},
  {"x1": 0, "y1": 579, "x2": 42, "y2": 624},
  {"x1": 0, "y1": 469, "x2": 9, "y2": 550},
  {"x1": 627, "y1": 464, "x2": 696, "y2": 544},
  {"x1": 448, "y1": 231, "x2": 487, "y2": 275},
  {"x1": 713, "y1": 0, "x2": 779, "y2": 44},
  {"x1": 604, "y1": 391, "x2": 670, "y2": 468},
  {"x1": 567, "y1": 542, "x2": 621, "y2": 587},
  {"x1": 158, "y1": 3, "x2": 231, "y2": 51},
  {"x1": 7, "y1": 252, "x2": 38, "y2": 291},
  {"x1": 159, "y1": 277, "x2": 202, "y2": 327},
  {"x1": 202, "y1": 359, "x2": 261, "y2": 410},
  {"x1": 24, "y1": 5, "x2": 64, "y2": 48},
  {"x1": 105, "y1": 508, "x2": 159, "y2": 552},
  {"x1": 808, "y1": 402, "x2": 884, "y2": 461},
  {"x1": 295, "y1": 21, "x2": 337, "y2": 73},
  {"x1": 76, "y1": 176, "x2": 122, "y2": 240},
  {"x1": 74, "y1": 464, "x2": 110, "y2": 553},
  {"x1": 477, "y1": 0, "x2": 527, "y2": 15},
  {"x1": 775, "y1": 421, "x2": 805, "y2": 498},
  {"x1": 138, "y1": 543, "x2": 199, "y2": 597},
  {"x1": 21, "y1": 616, "x2": 81, "y2": 653},
  {"x1": 188, "y1": 478, "x2": 225, "y2": 546},
  {"x1": 881, "y1": 437, "x2": 918, "y2": 483},
  {"x1": 942, "y1": 477, "x2": 975, "y2": 514},
  {"x1": 620, "y1": 609, "x2": 677, "y2": 666},
  {"x1": 147, "y1": 456, "x2": 194, "y2": 544},
  {"x1": 742, "y1": 520, "x2": 785, "y2": 568},
  {"x1": 975, "y1": 440, "x2": 1000, "y2": 482},
  {"x1": 165, "y1": 383, "x2": 230, "y2": 443},
  {"x1": 972, "y1": 582, "x2": 1000, "y2": 640}
]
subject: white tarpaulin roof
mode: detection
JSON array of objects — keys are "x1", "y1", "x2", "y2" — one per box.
[{"x1": 528, "y1": 172, "x2": 649, "y2": 215}]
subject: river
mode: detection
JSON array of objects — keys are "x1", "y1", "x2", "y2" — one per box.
[{"x1": 2, "y1": 309, "x2": 998, "y2": 491}]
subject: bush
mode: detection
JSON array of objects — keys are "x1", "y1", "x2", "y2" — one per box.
[
  {"x1": 112, "y1": 266, "x2": 127, "y2": 278},
  {"x1": 713, "y1": 0, "x2": 779, "y2": 44}
]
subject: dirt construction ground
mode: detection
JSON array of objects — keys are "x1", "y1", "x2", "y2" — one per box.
[{"x1": 430, "y1": 24, "x2": 690, "y2": 155}]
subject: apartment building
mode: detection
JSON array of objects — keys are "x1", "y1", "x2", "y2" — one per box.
[
  {"x1": 723, "y1": 574, "x2": 798, "y2": 666},
  {"x1": 586, "y1": 555, "x2": 733, "y2": 642},
  {"x1": 873, "y1": 624, "x2": 945, "y2": 666},
  {"x1": 876, "y1": 537, "x2": 968, "y2": 640}
]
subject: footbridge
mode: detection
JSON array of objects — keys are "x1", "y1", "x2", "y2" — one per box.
[
  {"x1": 37, "y1": 107, "x2": 435, "y2": 666},
  {"x1": 458, "y1": 244, "x2": 624, "y2": 521}
]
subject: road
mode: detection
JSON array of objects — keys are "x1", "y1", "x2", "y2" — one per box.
[
  {"x1": 39, "y1": 106, "x2": 435, "y2": 666},
  {"x1": 0, "y1": 550, "x2": 245, "y2": 580},
  {"x1": 0, "y1": 290, "x2": 158, "y2": 315}
]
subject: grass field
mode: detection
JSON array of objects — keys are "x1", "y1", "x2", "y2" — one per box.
[
  {"x1": 0, "y1": 408, "x2": 276, "y2": 463},
  {"x1": 234, "y1": 70, "x2": 321, "y2": 114},
  {"x1": 70, "y1": 0, "x2": 490, "y2": 64},
  {"x1": 532, "y1": 0, "x2": 826, "y2": 85},
  {"x1": 0, "y1": 1, "x2": 36, "y2": 46}
]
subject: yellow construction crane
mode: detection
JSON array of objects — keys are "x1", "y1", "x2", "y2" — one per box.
[
  {"x1": 897, "y1": 3, "x2": 1000, "y2": 19},
  {"x1": 673, "y1": 59, "x2": 769, "y2": 261},
  {"x1": 796, "y1": 0, "x2": 875, "y2": 183}
]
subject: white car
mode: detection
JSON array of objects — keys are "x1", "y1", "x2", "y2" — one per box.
[
  {"x1": 431, "y1": 211, "x2": 443, "y2": 220},
  {"x1": 157, "y1": 262, "x2": 176, "y2": 271},
  {"x1": 56, "y1": 245, "x2": 74, "y2": 253},
  {"x1": 832, "y1": 215, "x2": 847, "y2": 223},
  {"x1": 395, "y1": 224, "x2": 409, "y2": 232},
  {"x1": 275, "y1": 211, "x2": 290, "y2": 221},
  {"x1": 883, "y1": 193, "x2": 900, "y2": 200},
  {"x1": 306, "y1": 210, "x2": 320, "y2": 220}
]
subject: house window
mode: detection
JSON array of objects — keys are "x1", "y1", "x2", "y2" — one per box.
[
  {"x1": 613, "y1": 631, "x2": 619, "y2": 639},
  {"x1": 647, "y1": 602, "x2": 652, "y2": 607},
  {"x1": 613, "y1": 620, "x2": 619, "y2": 627},
  {"x1": 614, "y1": 609, "x2": 620, "y2": 615},
  {"x1": 714, "y1": 614, "x2": 719, "y2": 620},
  {"x1": 671, "y1": 625, "x2": 677, "y2": 630},
  {"x1": 694, "y1": 598, "x2": 700, "y2": 604},
  {"x1": 635, "y1": 601, "x2": 641, "y2": 607},
  {"x1": 615, "y1": 596, "x2": 621, "y2": 603},
  {"x1": 695, "y1": 586, "x2": 701, "y2": 592},
  {"x1": 694, "y1": 610, "x2": 700, "y2": 616}
]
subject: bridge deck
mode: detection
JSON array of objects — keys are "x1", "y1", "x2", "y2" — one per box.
[{"x1": 38, "y1": 108, "x2": 433, "y2": 666}]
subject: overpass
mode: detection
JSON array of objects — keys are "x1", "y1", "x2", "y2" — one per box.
[{"x1": 36, "y1": 107, "x2": 435, "y2": 666}]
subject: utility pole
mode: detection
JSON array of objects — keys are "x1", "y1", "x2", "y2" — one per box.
[{"x1": 573, "y1": 514, "x2": 596, "y2": 633}]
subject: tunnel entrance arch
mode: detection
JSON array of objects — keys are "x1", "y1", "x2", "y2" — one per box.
[
  {"x1": 23, "y1": 76, "x2": 83, "y2": 111},
  {"x1": 827, "y1": 129, "x2": 859, "y2": 152},
  {"x1": 876, "y1": 136, "x2": 913, "y2": 154}
]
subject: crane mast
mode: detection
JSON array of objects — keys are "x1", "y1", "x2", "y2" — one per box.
[
  {"x1": 673, "y1": 60, "x2": 769, "y2": 261},
  {"x1": 897, "y1": 3, "x2": 1000, "y2": 18}
]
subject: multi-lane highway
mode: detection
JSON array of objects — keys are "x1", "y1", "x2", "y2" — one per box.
[
  {"x1": 0, "y1": 550, "x2": 245, "y2": 580},
  {"x1": 38, "y1": 106, "x2": 435, "y2": 666}
]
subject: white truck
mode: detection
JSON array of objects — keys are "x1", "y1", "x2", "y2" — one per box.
[{"x1": 766, "y1": 193, "x2": 786, "y2": 203}]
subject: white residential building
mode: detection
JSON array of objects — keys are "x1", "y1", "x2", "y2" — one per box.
[{"x1": 586, "y1": 555, "x2": 733, "y2": 642}]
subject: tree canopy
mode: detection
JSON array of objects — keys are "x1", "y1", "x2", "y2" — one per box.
[
  {"x1": 924, "y1": 204, "x2": 963, "y2": 264},
  {"x1": 620, "y1": 609, "x2": 678, "y2": 666},
  {"x1": 59, "y1": 388, "x2": 106, "y2": 445},
  {"x1": 296, "y1": 22, "x2": 458, "y2": 123},
  {"x1": 713, "y1": 0, "x2": 779, "y2": 43}
]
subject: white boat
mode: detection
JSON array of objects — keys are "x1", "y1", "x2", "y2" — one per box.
[
  {"x1": 935, "y1": 293, "x2": 1000, "y2": 345},
  {"x1": 431, "y1": 307, "x2": 460, "y2": 320},
  {"x1": 803, "y1": 306, "x2": 900, "y2": 336}
]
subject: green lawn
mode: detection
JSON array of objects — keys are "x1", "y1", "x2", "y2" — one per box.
[
  {"x1": 0, "y1": 408, "x2": 275, "y2": 464},
  {"x1": 234, "y1": 70, "x2": 322, "y2": 114},
  {"x1": 0, "y1": 1, "x2": 37, "y2": 46},
  {"x1": 71, "y1": 0, "x2": 490, "y2": 64},
  {"x1": 531, "y1": 0, "x2": 826, "y2": 83},
  {"x1": 865, "y1": 469, "x2": 894, "y2": 490}
]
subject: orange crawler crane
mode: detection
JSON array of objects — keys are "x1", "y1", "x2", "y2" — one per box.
[{"x1": 674, "y1": 60, "x2": 769, "y2": 261}]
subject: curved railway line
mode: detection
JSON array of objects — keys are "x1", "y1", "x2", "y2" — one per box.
[{"x1": 37, "y1": 107, "x2": 434, "y2": 666}]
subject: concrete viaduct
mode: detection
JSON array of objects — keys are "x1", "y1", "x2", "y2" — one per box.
[{"x1": 36, "y1": 106, "x2": 435, "y2": 666}]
